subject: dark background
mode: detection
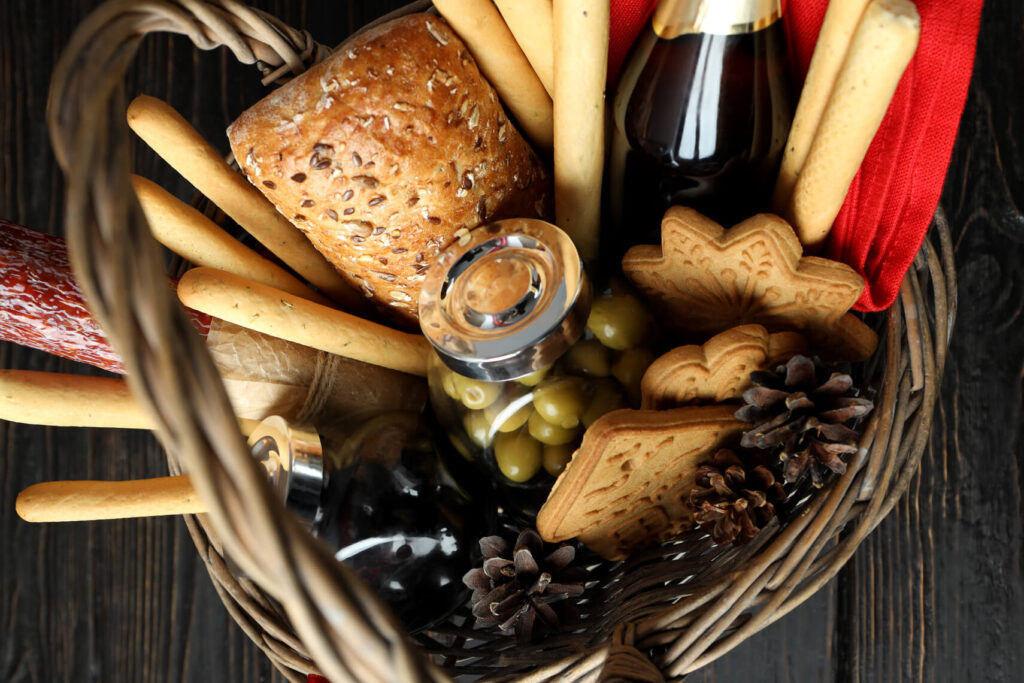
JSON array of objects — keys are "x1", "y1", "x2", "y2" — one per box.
[{"x1": 2, "y1": 0, "x2": 1021, "y2": 681}]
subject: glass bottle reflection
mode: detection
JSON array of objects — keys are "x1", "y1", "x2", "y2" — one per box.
[
  {"x1": 250, "y1": 414, "x2": 485, "y2": 633},
  {"x1": 606, "y1": 0, "x2": 792, "y2": 263}
]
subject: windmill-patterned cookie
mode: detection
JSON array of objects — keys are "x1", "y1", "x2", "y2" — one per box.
[
  {"x1": 641, "y1": 325, "x2": 807, "y2": 409},
  {"x1": 536, "y1": 405, "x2": 743, "y2": 561},
  {"x1": 622, "y1": 207, "x2": 878, "y2": 361}
]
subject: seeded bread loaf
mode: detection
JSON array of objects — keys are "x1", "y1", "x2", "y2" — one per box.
[{"x1": 227, "y1": 14, "x2": 551, "y2": 325}]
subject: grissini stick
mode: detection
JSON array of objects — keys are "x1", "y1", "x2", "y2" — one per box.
[
  {"x1": 553, "y1": 0, "x2": 609, "y2": 263},
  {"x1": 771, "y1": 0, "x2": 873, "y2": 214},
  {"x1": 432, "y1": 0, "x2": 554, "y2": 152},
  {"x1": 17, "y1": 477, "x2": 204, "y2": 522},
  {"x1": 495, "y1": 0, "x2": 555, "y2": 97},
  {"x1": 125, "y1": 95, "x2": 363, "y2": 309},
  {"x1": 0, "y1": 370, "x2": 151, "y2": 429},
  {"x1": 131, "y1": 174, "x2": 331, "y2": 306},
  {"x1": 0, "y1": 369, "x2": 261, "y2": 434},
  {"x1": 178, "y1": 267, "x2": 430, "y2": 377},
  {"x1": 788, "y1": 0, "x2": 920, "y2": 248}
]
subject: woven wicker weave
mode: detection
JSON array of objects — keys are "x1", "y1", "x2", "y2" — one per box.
[{"x1": 45, "y1": 1, "x2": 955, "y2": 681}]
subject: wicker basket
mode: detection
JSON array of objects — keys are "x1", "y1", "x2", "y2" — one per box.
[{"x1": 45, "y1": 1, "x2": 956, "y2": 681}]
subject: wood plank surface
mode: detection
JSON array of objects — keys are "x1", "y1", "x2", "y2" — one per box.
[
  {"x1": 833, "y1": 1, "x2": 1024, "y2": 680},
  {"x1": 1, "y1": 1, "x2": 1019, "y2": 681}
]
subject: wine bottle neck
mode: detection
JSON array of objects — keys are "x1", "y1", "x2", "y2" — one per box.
[{"x1": 653, "y1": 0, "x2": 782, "y2": 39}]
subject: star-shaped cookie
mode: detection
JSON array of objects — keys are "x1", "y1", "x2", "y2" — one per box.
[
  {"x1": 536, "y1": 405, "x2": 743, "y2": 561},
  {"x1": 622, "y1": 208, "x2": 878, "y2": 361},
  {"x1": 640, "y1": 325, "x2": 807, "y2": 409}
]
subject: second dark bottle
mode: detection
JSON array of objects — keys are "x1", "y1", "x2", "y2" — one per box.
[{"x1": 606, "y1": 0, "x2": 792, "y2": 263}]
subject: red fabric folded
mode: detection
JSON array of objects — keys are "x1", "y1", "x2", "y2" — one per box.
[
  {"x1": 608, "y1": 0, "x2": 983, "y2": 312},
  {"x1": 608, "y1": 0, "x2": 658, "y2": 83}
]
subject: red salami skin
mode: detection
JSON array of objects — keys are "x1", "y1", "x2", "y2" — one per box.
[{"x1": 0, "y1": 219, "x2": 211, "y2": 374}]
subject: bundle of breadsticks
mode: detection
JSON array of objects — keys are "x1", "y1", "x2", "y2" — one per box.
[
  {"x1": 773, "y1": 0, "x2": 921, "y2": 249},
  {"x1": 432, "y1": 0, "x2": 607, "y2": 263},
  {"x1": 1, "y1": 3, "x2": 608, "y2": 436}
]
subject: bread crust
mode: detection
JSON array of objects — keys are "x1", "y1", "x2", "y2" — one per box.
[{"x1": 228, "y1": 14, "x2": 551, "y2": 324}]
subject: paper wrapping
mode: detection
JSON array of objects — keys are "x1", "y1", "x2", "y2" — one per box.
[{"x1": 206, "y1": 319, "x2": 427, "y2": 423}]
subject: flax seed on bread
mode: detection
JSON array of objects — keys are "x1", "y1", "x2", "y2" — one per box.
[{"x1": 227, "y1": 14, "x2": 551, "y2": 325}]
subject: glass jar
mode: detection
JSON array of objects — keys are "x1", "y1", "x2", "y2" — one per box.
[
  {"x1": 419, "y1": 219, "x2": 657, "y2": 520},
  {"x1": 248, "y1": 414, "x2": 485, "y2": 633}
]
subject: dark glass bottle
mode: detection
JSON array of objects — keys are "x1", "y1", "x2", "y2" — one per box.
[
  {"x1": 249, "y1": 414, "x2": 487, "y2": 634},
  {"x1": 606, "y1": 0, "x2": 792, "y2": 263}
]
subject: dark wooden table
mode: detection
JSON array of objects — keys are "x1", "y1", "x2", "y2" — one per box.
[{"x1": 2, "y1": 1, "x2": 1021, "y2": 680}]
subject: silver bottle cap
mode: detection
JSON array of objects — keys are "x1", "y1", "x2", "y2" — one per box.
[
  {"x1": 418, "y1": 219, "x2": 591, "y2": 382},
  {"x1": 247, "y1": 416, "x2": 325, "y2": 529}
]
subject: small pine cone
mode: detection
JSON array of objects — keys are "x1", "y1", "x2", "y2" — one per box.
[
  {"x1": 462, "y1": 529, "x2": 586, "y2": 642},
  {"x1": 736, "y1": 355, "x2": 874, "y2": 487},
  {"x1": 687, "y1": 448, "x2": 786, "y2": 545}
]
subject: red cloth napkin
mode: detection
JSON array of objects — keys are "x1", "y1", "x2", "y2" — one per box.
[
  {"x1": 608, "y1": 0, "x2": 658, "y2": 83},
  {"x1": 608, "y1": 0, "x2": 983, "y2": 312}
]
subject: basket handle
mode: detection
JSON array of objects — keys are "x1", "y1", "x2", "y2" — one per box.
[{"x1": 46, "y1": 1, "x2": 442, "y2": 681}]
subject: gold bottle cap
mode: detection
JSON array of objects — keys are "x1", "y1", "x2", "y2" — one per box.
[{"x1": 653, "y1": 0, "x2": 782, "y2": 39}]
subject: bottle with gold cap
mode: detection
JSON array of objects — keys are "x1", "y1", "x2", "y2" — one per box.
[{"x1": 606, "y1": 0, "x2": 792, "y2": 261}]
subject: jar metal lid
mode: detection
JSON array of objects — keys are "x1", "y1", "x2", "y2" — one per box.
[{"x1": 418, "y1": 219, "x2": 591, "y2": 382}]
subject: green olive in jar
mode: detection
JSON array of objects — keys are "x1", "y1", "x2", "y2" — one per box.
[
  {"x1": 612, "y1": 348, "x2": 656, "y2": 407},
  {"x1": 493, "y1": 430, "x2": 543, "y2": 483},
  {"x1": 587, "y1": 295, "x2": 649, "y2": 351},
  {"x1": 564, "y1": 338, "x2": 612, "y2": 376},
  {"x1": 484, "y1": 395, "x2": 534, "y2": 433},
  {"x1": 542, "y1": 443, "x2": 574, "y2": 477},
  {"x1": 440, "y1": 368, "x2": 461, "y2": 400},
  {"x1": 527, "y1": 410, "x2": 579, "y2": 445},
  {"x1": 582, "y1": 378, "x2": 629, "y2": 428},
  {"x1": 462, "y1": 410, "x2": 493, "y2": 448},
  {"x1": 532, "y1": 377, "x2": 587, "y2": 429},
  {"x1": 517, "y1": 365, "x2": 551, "y2": 387},
  {"x1": 452, "y1": 375, "x2": 502, "y2": 410}
]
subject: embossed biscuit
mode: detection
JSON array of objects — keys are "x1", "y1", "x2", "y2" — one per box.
[
  {"x1": 536, "y1": 405, "x2": 744, "y2": 561},
  {"x1": 641, "y1": 325, "x2": 807, "y2": 409},
  {"x1": 622, "y1": 207, "x2": 878, "y2": 361}
]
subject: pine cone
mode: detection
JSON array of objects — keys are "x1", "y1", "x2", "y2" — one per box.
[
  {"x1": 462, "y1": 529, "x2": 586, "y2": 642},
  {"x1": 687, "y1": 448, "x2": 786, "y2": 545},
  {"x1": 736, "y1": 355, "x2": 874, "y2": 487}
]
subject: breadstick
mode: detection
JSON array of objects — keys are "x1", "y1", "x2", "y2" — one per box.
[
  {"x1": 772, "y1": 0, "x2": 872, "y2": 215},
  {"x1": 0, "y1": 370, "x2": 152, "y2": 429},
  {"x1": 17, "y1": 477, "x2": 204, "y2": 522},
  {"x1": 131, "y1": 175, "x2": 330, "y2": 306},
  {"x1": 495, "y1": 0, "x2": 554, "y2": 96},
  {"x1": 553, "y1": 0, "x2": 609, "y2": 263},
  {"x1": 432, "y1": 0, "x2": 554, "y2": 152},
  {"x1": 0, "y1": 369, "x2": 260, "y2": 434},
  {"x1": 125, "y1": 95, "x2": 361, "y2": 309},
  {"x1": 789, "y1": 0, "x2": 919, "y2": 247},
  {"x1": 177, "y1": 267, "x2": 430, "y2": 377}
]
